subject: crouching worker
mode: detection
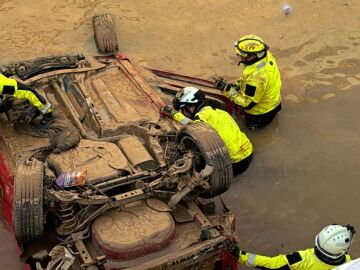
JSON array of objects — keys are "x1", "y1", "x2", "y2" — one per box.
[
  {"x1": 160, "y1": 86, "x2": 253, "y2": 175},
  {"x1": 214, "y1": 35, "x2": 282, "y2": 130},
  {"x1": 0, "y1": 73, "x2": 54, "y2": 130},
  {"x1": 226, "y1": 224, "x2": 356, "y2": 269}
]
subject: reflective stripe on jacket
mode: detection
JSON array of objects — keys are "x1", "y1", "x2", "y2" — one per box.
[
  {"x1": 173, "y1": 106, "x2": 253, "y2": 163},
  {"x1": 0, "y1": 73, "x2": 52, "y2": 114},
  {"x1": 238, "y1": 248, "x2": 351, "y2": 270},
  {"x1": 224, "y1": 51, "x2": 282, "y2": 115}
]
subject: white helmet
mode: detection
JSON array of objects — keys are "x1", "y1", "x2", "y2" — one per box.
[
  {"x1": 172, "y1": 87, "x2": 205, "y2": 110},
  {"x1": 315, "y1": 224, "x2": 355, "y2": 259}
]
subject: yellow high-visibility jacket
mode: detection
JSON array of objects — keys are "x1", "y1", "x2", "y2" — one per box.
[
  {"x1": 173, "y1": 106, "x2": 253, "y2": 163},
  {"x1": 224, "y1": 51, "x2": 282, "y2": 115},
  {"x1": 238, "y1": 248, "x2": 351, "y2": 270},
  {"x1": 0, "y1": 73, "x2": 51, "y2": 114}
]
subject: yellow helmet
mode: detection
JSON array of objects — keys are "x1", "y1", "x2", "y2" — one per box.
[{"x1": 234, "y1": 35, "x2": 268, "y2": 57}]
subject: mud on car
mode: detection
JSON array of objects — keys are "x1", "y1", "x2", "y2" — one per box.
[{"x1": 0, "y1": 14, "x2": 236, "y2": 270}]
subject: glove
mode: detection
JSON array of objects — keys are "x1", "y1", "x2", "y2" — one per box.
[
  {"x1": 160, "y1": 106, "x2": 177, "y2": 118},
  {"x1": 0, "y1": 66, "x2": 12, "y2": 77},
  {"x1": 214, "y1": 76, "x2": 227, "y2": 90},
  {"x1": 36, "y1": 112, "x2": 54, "y2": 132},
  {"x1": 18, "y1": 106, "x2": 40, "y2": 123},
  {"x1": 214, "y1": 76, "x2": 235, "y2": 92},
  {"x1": 226, "y1": 239, "x2": 241, "y2": 258}
]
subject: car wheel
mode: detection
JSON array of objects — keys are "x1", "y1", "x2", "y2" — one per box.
[
  {"x1": 93, "y1": 14, "x2": 119, "y2": 55},
  {"x1": 13, "y1": 159, "x2": 44, "y2": 244},
  {"x1": 177, "y1": 122, "x2": 233, "y2": 198}
]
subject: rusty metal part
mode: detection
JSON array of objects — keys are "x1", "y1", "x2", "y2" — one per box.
[
  {"x1": 148, "y1": 125, "x2": 167, "y2": 166},
  {"x1": 44, "y1": 245, "x2": 75, "y2": 270},
  {"x1": 74, "y1": 239, "x2": 95, "y2": 266},
  {"x1": 117, "y1": 135, "x2": 157, "y2": 171},
  {"x1": 93, "y1": 171, "x2": 153, "y2": 192},
  {"x1": 186, "y1": 201, "x2": 213, "y2": 229},
  {"x1": 66, "y1": 90, "x2": 85, "y2": 121},
  {"x1": 168, "y1": 186, "x2": 193, "y2": 210},
  {"x1": 48, "y1": 190, "x2": 110, "y2": 205},
  {"x1": 168, "y1": 153, "x2": 193, "y2": 175},
  {"x1": 56, "y1": 202, "x2": 77, "y2": 235},
  {"x1": 167, "y1": 158, "x2": 212, "y2": 209}
]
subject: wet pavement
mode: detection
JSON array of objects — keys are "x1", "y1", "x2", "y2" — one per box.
[{"x1": 0, "y1": 0, "x2": 360, "y2": 268}]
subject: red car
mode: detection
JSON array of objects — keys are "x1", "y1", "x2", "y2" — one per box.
[{"x1": 0, "y1": 14, "x2": 239, "y2": 270}]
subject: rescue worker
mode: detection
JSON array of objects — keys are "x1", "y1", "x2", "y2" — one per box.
[
  {"x1": 160, "y1": 86, "x2": 253, "y2": 175},
  {"x1": 214, "y1": 34, "x2": 282, "y2": 130},
  {"x1": 0, "y1": 73, "x2": 53, "y2": 130},
  {"x1": 226, "y1": 224, "x2": 356, "y2": 269}
]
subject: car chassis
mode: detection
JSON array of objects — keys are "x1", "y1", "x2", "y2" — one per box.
[{"x1": 0, "y1": 14, "x2": 238, "y2": 270}]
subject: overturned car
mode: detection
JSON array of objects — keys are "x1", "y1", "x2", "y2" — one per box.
[{"x1": 0, "y1": 14, "x2": 237, "y2": 270}]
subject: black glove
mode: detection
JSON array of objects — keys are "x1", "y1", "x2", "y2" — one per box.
[
  {"x1": 0, "y1": 66, "x2": 12, "y2": 77},
  {"x1": 36, "y1": 112, "x2": 54, "y2": 132},
  {"x1": 214, "y1": 76, "x2": 227, "y2": 90},
  {"x1": 18, "y1": 106, "x2": 40, "y2": 123},
  {"x1": 160, "y1": 106, "x2": 177, "y2": 118},
  {"x1": 226, "y1": 239, "x2": 241, "y2": 258},
  {"x1": 214, "y1": 77, "x2": 235, "y2": 92}
]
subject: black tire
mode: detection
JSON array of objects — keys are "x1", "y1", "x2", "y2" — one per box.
[
  {"x1": 93, "y1": 14, "x2": 119, "y2": 55},
  {"x1": 13, "y1": 159, "x2": 44, "y2": 244},
  {"x1": 177, "y1": 122, "x2": 233, "y2": 198}
]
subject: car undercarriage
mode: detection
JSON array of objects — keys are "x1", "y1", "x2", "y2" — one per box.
[{"x1": 0, "y1": 14, "x2": 237, "y2": 270}]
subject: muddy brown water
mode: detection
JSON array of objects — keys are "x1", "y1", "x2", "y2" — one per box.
[{"x1": 1, "y1": 0, "x2": 360, "y2": 269}]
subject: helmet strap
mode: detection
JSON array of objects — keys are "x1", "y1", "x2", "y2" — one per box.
[
  {"x1": 182, "y1": 101, "x2": 205, "y2": 119},
  {"x1": 182, "y1": 105, "x2": 196, "y2": 119},
  {"x1": 196, "y1": 100, "x2": 205, "y2": 112},
  {"x1": 314, "y1": 246, "x2": 346, "y2": 266}
]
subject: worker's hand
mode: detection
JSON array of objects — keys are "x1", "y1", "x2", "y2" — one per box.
[
  {"x1": 225, "y1": 239, "x2": 241, "y2": 258},
  {"x1": 36, "y1": 112, "x2": 54, "y2": 132},
  {"x1": 214, "y1": 76, "x2": 227, "y2": 91},
  {"x1": 160, "y1": 106, "x2": 177, "y2": 118},
  {"x1": 214, "y1": 76, "x2": 235, "y2": 92},
  {"x1": 0, "y1": 66, "x2": 12, "y2": 77}
]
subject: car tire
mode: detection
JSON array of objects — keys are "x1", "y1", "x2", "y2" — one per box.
[
  {"x1": 177, "y1": 122, "x2": 233, "y2": 198},
  {"x1": 93, "y1": 14, "x2": 119, "y2": 55},
  {"x1": 13, "y1": 159, "x2": 44, "y2": 244}
]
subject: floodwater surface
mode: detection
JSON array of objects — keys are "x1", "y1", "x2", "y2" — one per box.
[{"x1": 0, "y1": 0, "x2": 360, "y2": 269}]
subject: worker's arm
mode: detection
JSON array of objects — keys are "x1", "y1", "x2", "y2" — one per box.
[
  {"x1": 227, "y1": 240, "x2": 303, "y2": 269},
  {"x1": 237, "y1": 251, "x2": 302, "y2": 269},
  {"x1": 160, "y1": 105, "x2": 201, "y2": 126},
  {"x1": 172, "y1": 111, "x2": 194, "y2": 125},
  {"x1": 0, "y1": 73, "x2": 52, "y2": 114},
  {"x1": 216, "y1": 70, "x2": 268, "y2": 110},
  {"x1": 223, "y1": 86, "x2": 253, "y2": 108},
  {"x1": 213, "y1": 76, "x2": 253, "y2": 108}
]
